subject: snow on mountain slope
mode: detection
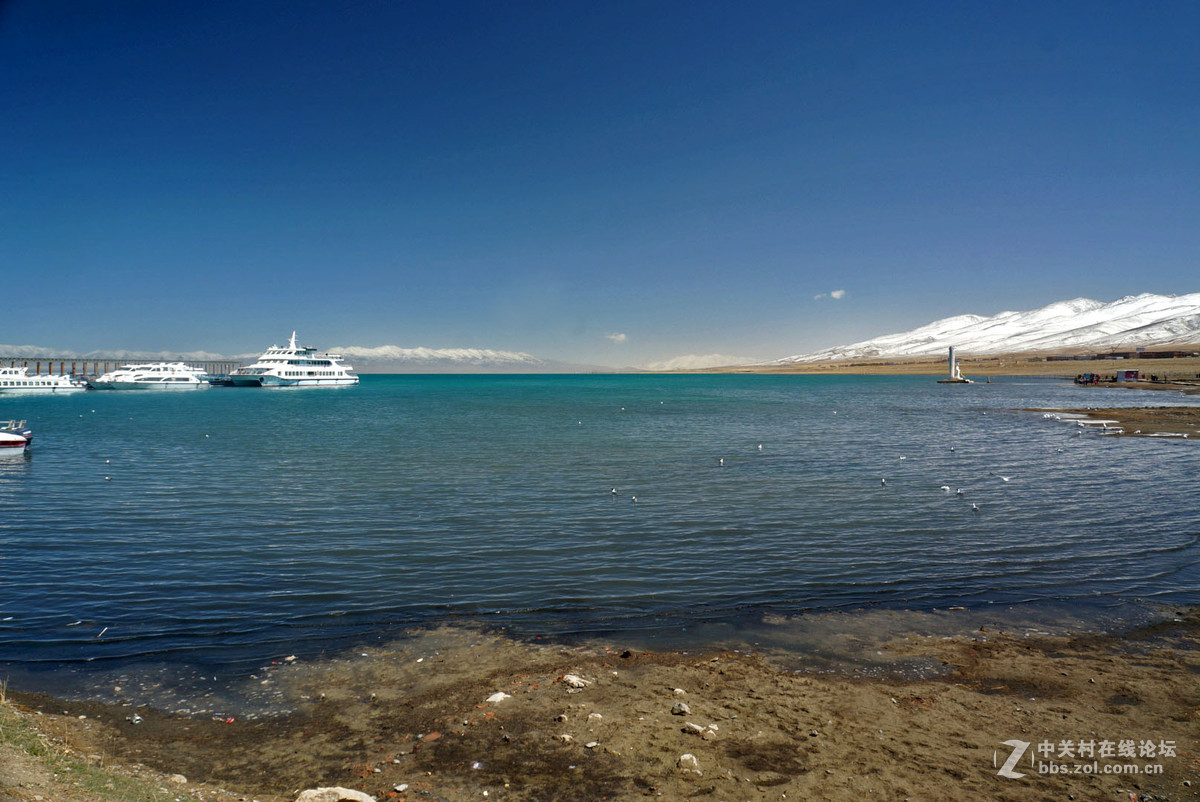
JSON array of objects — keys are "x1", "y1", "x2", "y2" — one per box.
[{"x1": 775, "y1": 293, "x2": 1200, "y2": 363}]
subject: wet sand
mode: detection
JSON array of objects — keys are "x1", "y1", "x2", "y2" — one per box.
[{"x1": 5, "y1": 608, "x2": 1200, "y2": 802}]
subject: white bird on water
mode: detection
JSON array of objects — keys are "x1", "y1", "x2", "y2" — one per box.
[
  {"x1": 956, "y1": 488, "x2": 965, "y2": 496},
  {"x1": 971, "y1": 503, "x2": 980, "y2": 513},
  {"x1": 719, "y1": 458, "x2": 724, "y2": 466},
  {"x1": 940, "y1": 485, "x2": 951, "y2": 492},
  {"x1": 610, "y1": 487, "x2": 617, "y2": 496},
  {"x1": 631, "y1": 495, "x2": 638, "y2": 503},
  {"x1": 880, "y1": 478, "x2": 887, "y2": 486}
]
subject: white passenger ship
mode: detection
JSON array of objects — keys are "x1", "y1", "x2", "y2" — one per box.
[
  {"x1": 229, "y1": 332, "x2": 358, "y2": 387},
  {"x1": 0, "y1": 366, "x2": 87, "y2": 394},
  {"x1": 88, "y1": 362, "x2": 210, "y2": 390}
]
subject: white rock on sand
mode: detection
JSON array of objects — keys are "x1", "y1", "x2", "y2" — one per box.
[
  {"x1": 294, "y1": 787, "x2": 376, "y2": 802},
  {"x1": 560, "y1": 673, "x2": 593, "y2": 688}
]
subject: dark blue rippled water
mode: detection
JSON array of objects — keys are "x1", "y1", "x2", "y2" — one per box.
[{"x1": 2, "y1": 374, "x2": 1199, "y2": 681}]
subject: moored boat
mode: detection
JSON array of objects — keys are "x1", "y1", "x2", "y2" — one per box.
[
  {"x1": 0, "y1": 366, "x2": 87, "y2": 394},
  {"x1": 88, "y1": 362, "x2": 210, "y2": 390},
  {"x1": 0, "y1": 420, "x2": 32, "y2": 455},
  {"x1": 229, "y1": 332, "x2": 358, "y2": 387}
]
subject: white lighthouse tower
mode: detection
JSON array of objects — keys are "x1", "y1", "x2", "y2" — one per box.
[{"x1": 937, "y1": 346, "x2": 973, "y2": 384}]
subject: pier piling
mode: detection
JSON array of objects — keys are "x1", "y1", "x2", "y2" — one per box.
[{"x1": 2, "y1": 357, "x2": 242, "y2": 381}]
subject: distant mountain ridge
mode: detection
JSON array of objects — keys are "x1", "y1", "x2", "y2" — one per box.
[
  {"x1": 0, "y1": 345, "x2": 231, "y2": 362},
  {"x1": 333, "y1": 344, "x2": 562, "y2": 373},
  {"x1": 0, "y1": 342, "x2": 598, "y2": 373},
  {"x1": 774, "y1": 293, "x2": 1200, "y2": 364}
]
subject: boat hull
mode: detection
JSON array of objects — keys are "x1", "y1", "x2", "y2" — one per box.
[
  {"x1": 0, "y1": 385, "x2": 86, "y2": 394},
  {"x1": 0, "y1": 433, "x2": 29, "y2": 454},
  {"x1": 260, "y1": 375, "x2": 359, "y2": 387},
  {"x1": 88, "y1": 381, "x2": 208, "y2": 390},
  {"x1": 229, "y1": 375, "x2": 359, "y2": 387}
]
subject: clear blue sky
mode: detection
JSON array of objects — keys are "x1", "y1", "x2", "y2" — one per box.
[{"x1": 2, "y1": 1, "x2": 1196, "y2": 367}]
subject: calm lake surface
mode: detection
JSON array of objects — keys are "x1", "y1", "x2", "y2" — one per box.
[{"x1": 2, "y1": 374, "x2": 1199, "y2": 697}]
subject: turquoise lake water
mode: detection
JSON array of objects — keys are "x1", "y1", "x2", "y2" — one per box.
[{"x1": 1, "y1": 374, "x2": 1199, "y2": 695}]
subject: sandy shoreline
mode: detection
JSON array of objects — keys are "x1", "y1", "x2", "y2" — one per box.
[
  {"x1": 4, "y1": 606, "x2": 1199, "y2": 802},
  {"x1": 681, "y1": 352, "x2": 1200, "y2": 383}
]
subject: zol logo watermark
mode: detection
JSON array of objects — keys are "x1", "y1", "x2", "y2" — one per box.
[
  {"x1": 995, "y1": 740, "x2": 1030, "y2": 779},
  {"x1": 995, "y1": 737, "x2": 1176, "y2": 779}
]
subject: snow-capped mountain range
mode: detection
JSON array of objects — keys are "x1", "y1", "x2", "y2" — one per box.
[
  {"x1": 6, "y1": 294, "x2": 1198, "y2": 371},
  {"x1": 774, "y1": 293, "x2": 1200, "y2": 364}
]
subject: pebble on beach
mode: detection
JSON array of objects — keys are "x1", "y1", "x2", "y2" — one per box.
[
  {"x1": 294, "y1": 787, "x2": 376, "y2": 802},
  {"x1": 560, "y1": 673, "x2": 593, "y2": 689}
]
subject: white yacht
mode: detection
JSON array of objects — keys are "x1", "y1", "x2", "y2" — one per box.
[
  {"x1": 229, "y1": 332, "x2": 358, "y2": 387},
  {"x1": 88, "y1": 362, "x2": 210, "y2": 390},
  {"x1": 0, "y1": 366, "x2": 87, "y2": 394}
]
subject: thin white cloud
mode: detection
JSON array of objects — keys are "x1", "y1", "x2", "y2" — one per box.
[
  {"x1": 830, "y1": 289, "x2": 846, "y2": 300},
  {"x1": 643, "y1": 354, "x2": 760, "y2": 371},
  {"x1": 813, "y1": 293, "x2": 827, "y2": 300},
  {"x1": 606, "y1": 332, "x2": 628, "y2": 343}
]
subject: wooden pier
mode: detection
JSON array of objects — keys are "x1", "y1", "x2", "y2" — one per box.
[{"x1": 0, "y1": 357, "x2": 242, "y2": 381}]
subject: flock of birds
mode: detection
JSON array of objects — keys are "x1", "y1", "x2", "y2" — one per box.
[{"x1": 599, "y1": 404, "x2": 1035, "y2": 515}]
